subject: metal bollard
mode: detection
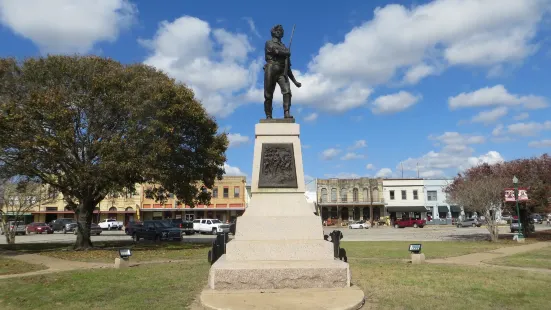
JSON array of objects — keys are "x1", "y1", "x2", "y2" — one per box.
[
  {"x1": 208, "y1": 232, "x2": 229, "y2": 265},
  {"x1": 329, "y1": 230, "x2": 342, "y2": 259}
]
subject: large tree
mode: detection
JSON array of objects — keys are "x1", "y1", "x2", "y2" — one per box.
[
  {"x1": 0, "y1": 56, "x2": 228, "y2": 249},
  {"x1": 445, "y1": 171, "x2": 506, "y2": 241},
  {"x1": 446, "y1": 154, "x2": 551, "y2": 239}
]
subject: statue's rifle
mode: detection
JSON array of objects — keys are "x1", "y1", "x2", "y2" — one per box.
[{"x1": 283, "y1": 24, "x2": 296, "y2": 81}]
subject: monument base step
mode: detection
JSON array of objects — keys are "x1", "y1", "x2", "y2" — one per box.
[
  {"x1": 225, "y1": 239, "x2": 334, "y2": 261},
  {"x1": 199, "y1": 286, "x2": 365, "y2": 310},
  {"x1": 208, "y1": 255, "x2": 350, "y2": 290}
]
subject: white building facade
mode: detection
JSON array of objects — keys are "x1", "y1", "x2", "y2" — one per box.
[
  {"x1": 382, "y1": 179, "x2": 426, "y2": 220},
  {"x1": 423, "y1": 179, "x2": 463, "y2": 225}
]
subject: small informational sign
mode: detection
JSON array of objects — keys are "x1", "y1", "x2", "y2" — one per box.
[
  {"x1": 409, "y1": 244, "x2": 422, "y2": 253},
  {"x1": 504, "y1": 188, "x2": 529, "y2": 202}
]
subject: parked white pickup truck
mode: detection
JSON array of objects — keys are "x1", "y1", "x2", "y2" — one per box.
[
  {"x1": 98, "y1": 218, "x2": 123, "y2": 230},
  {"x1": 192, "y1": 219, "x2": 230, "y2": 234}
]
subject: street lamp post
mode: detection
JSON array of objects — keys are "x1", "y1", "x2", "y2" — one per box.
[{"x1": 512, "y1": 176, "x2": 524, "y2": 240}]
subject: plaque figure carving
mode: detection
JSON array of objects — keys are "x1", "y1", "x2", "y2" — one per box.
[{"x1": 258, "y1": 143, "x2": 298, "y2": 188}]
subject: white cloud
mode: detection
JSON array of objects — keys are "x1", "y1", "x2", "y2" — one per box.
[
  {"x1": 375, "y1": 168, "x2": 392, "y2": 178},
  {"x1": 242, "y1": 17, "x2": 260, "y2": 38},
  {"x1": 0, "y1": 0, "x2": 136, "y2": 53},
  {"x1": 528, "y1": 139, "x2": 551, "y2": 148},
  {"x1": 466, "y1": 151, "x2": 505, "y2": 167},
  {"x1": 365, "y1": 163, "x2": 375, "y2": 170},
  {"x1": 420, "y1": 170, "x2": 444, "y2": 178},
  {"x1": 471, "y1": 107, "x2": 509, "y2": 124},
  {"x1": 308, "y1": 0, "x2": 548, "y2": 87},
  {"x1": 514, "y1": 112, "x2": 530, "y2": 121},
  {"x1": 223, "y1": 163, "x2": 246, "y2": 176},
  {"x1": 227, "y1": 133, "x2": 250, "y2": 147},
  {"x1": 371, "y1": 91, "x2": 421, "y2": 114},
  {"x1": 304, "y1": 112, "x2": 318, "y2": 122},
  {"x1": 492, "y1": 124, "x2": 505, "y2": 136},
  {"x1": 430, "y1": 132, "x2": 486, "y2": 145},
  {"x1": 449, "y1": 85, "x2": 548, "y2": 110},
  {"x1": 140, "y1": 0, "x2": 548, "y2": 118},
  {"x1": 141, "y1": 16, "x2": 258, "y2": 117},
  {"x1": 400, "y1": 130, "x2": 504, "y2": 177},
  {"x1": 349, "y1": 140, "x2": 367, "y2": 150},
  {"x1": 324, "y1": 172, "x2": 361, "y2": 179},
  {"x1": 340, "y1": 152, "x2": 366, "y2": 161},
  {"x1": 403, "y1": 63, "x2": 436, "y2": 84},
  {"x1": 507, "y1": 121, "x2": 551, "y2": 136},
  {"x1": 401, "y1": 149, "x2": 504, "y2": 177},
  {"x1": 321, "y1": 148, "x2": 341, "y2": 160}
]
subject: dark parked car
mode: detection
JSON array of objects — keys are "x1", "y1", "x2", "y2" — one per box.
[
  {"x1": 510, "y1": 219, "x2": 535, "y2": 233},
  {"x1": 124, "y1": 221, "x2": 143, "y2": 235},
  {"x1": 26, "y1": 222, "x2": 53, "y2": 234},
  {"x1": 166, "y1": 219, "x2": 195, "y2": 235},
  {"x1": 530, "y1": 214, "x2": 543, "y2": 224},
  {"x1": 72, "y1": 223, "x2": 102, "y2": 236},
  {"x1": 49, "y1": 218, "x2": 77, "y2": 233},
  {"x1": 132, "y1": 220, "x2": 182, "y2": 242}
]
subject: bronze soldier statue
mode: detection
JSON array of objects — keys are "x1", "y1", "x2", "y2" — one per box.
[{"x1": 264, "y1": 24, "x2": 301, "y2": 119}]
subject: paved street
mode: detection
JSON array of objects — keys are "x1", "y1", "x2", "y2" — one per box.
[
  {"x1": 2, "y1": 225, "x2": 549, "y2": 244},
  {"x1": 324, "y1": 224, "x2": 550, "y2": 241}
]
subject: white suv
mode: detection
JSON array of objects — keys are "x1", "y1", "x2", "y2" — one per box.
[{"x1": 192, "y1": 219, "x2": 230, "y2": 234}]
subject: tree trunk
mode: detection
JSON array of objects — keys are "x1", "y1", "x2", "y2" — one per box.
[
  {"x1": 74, "y1": 200, "x2": 95, "y2": 250},
  {"x1": 369, "y1": 204, "x2": 374, "y2": 226},
  {"x1": 486, "y1": 220, "x2": 499, "y2": 242},
  {"x1": 7, "y1": 229, "x2": 16, "y2": 244}
]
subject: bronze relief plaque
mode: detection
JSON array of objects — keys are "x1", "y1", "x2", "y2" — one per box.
[{"x1": 258, "y1": 143, "x2": 298, "y2": 188}]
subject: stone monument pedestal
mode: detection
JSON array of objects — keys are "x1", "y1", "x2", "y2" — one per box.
[
  {"x1": 202, "y1": 120, "x2": 363, "y2": 309},
  {"x1": 207, "y1": 120, "x2": 351, "y2": 290}
]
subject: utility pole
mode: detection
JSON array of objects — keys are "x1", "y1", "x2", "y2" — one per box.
[
  {"x1": 401, "y1": 162, "x2": 404, "y2": 178},
  {"x1": 369, "y1": 179, "x2": 374, "y2": 227}
]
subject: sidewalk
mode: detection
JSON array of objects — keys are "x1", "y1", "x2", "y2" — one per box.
[
  {"x1": 427, "y1": 241, "x2": 551, "y2": 273},
  {"x1": 0, "y1": 251, "x2": 112, "y2": 279}
]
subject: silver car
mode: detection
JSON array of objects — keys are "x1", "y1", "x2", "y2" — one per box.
[
  {"x1": 457, "y1": 218, "x2": 483, "y2": 228},
  {"x1": 1, "y1": 221, "x2": 27, "y2": 235}
]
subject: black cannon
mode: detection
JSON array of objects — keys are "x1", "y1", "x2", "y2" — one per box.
[
  {"x1": 207, "y1": 232, "x2": 229, "y2": 265},
  {"x1": 326, "y1": 230, "x2": 347, "y2": 262}
]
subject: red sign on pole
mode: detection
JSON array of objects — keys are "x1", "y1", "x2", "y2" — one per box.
[{"x1": 504, "y1": 188, "x2": 529, "y2": 202}]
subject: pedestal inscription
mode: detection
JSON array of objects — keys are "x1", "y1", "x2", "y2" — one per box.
[{"x1": 258, "y1": 143, "x2": 298, "y2": 188}]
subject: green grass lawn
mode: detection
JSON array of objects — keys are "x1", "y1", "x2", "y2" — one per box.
[
  {"x1": 0, "y1": 259, "x2": 210, "y2": 310},
  {"x1": 487, "y1": 246, "x2": 551, "y2": 270},
  {"x1": 3, "y1": 241, "x2": 521, "y2": 264},
  {"x1": 2, "y1": 252, "x2": 551, "y2": 310},
  {"x1": 352, "y1": 259, "x2": 551, "y2": 310},
  {"x1": 37, "y1": 242, "x2": 210, "y2": 263},
  {"x1": 0, "y1": 256, "x2": 47, "y2": 276},
  {"x1": 343, "y1": 240, "x2": 523, "y2": 259}
]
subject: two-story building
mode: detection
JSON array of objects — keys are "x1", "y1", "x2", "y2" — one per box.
[
  {"x1": 140, "y1": 176, "x2": 246, "y2": 222},
  {"x1": 31, "y1": 185, "x2": 142, "y2": 225},
  {"x1": 423, "y1": 179, "x2": 463, "y2": 223},
  {"x1": 316, "y1": 177, "x2": 385, "y2": 224},
  {"x1": 382, "y1": 179, "x2": 426, "y2": 220}
]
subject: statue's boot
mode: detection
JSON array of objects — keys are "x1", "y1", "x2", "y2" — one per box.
[
  {"x1": 264, "y1": 99, "x2": 273, "y2": 119},
  {"x1": 283, "y1": 94, "x2": 293, "y2": 118}
]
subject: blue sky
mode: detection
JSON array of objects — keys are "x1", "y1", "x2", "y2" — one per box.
[{"x1": 1, "y1": 0, "x2": 551, "y2": 189}]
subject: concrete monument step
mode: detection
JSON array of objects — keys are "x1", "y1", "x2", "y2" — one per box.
[
  {"x1": 235, "y1": 215, "x2": 324, "y2": 240},
  {"x1": 225, "y1": 239, "x2": 334, "y2": 261},
  {"x1": 200, "y1": 286, "x2": 365, "y2": 310},
  {"x1": 208, "y1": 255, "x2": 350, "y2": 290}
]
